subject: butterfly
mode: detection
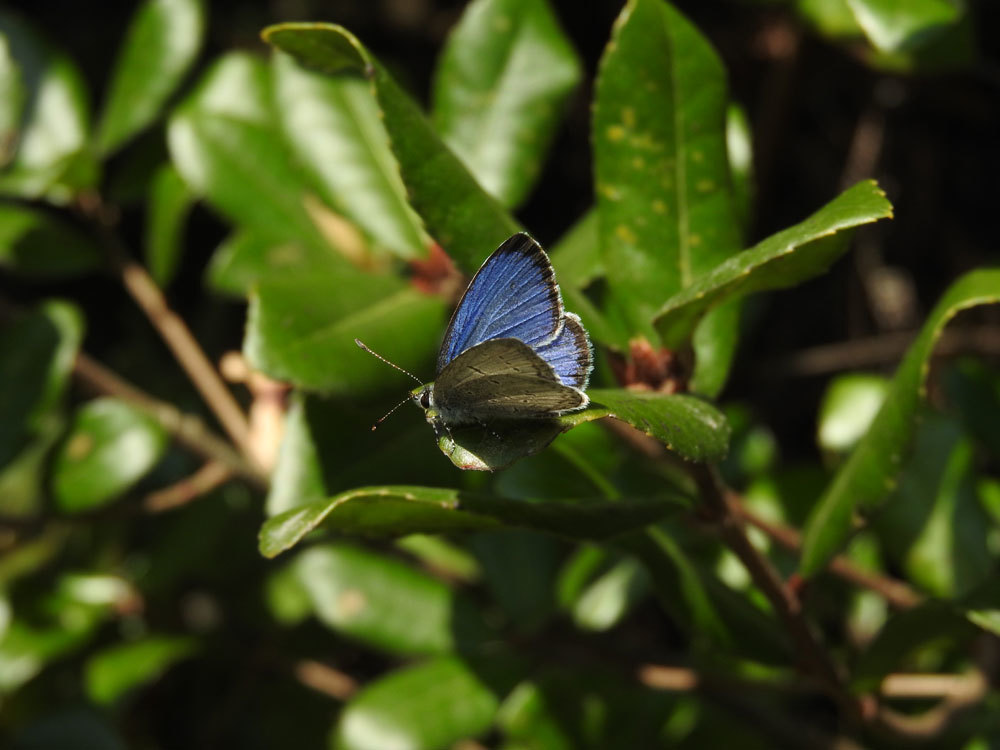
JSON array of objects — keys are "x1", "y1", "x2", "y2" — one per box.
[{"x1": 358, "y1": 232, "x2": 593, "y2": 470}]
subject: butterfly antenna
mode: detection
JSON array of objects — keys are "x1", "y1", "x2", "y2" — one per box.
[
  {"x1": 370, "y1": 394, "x2": 413, "y2": 431},
  {"x1": 354, "y1": 338, "x2": 422, "y2": 384}
]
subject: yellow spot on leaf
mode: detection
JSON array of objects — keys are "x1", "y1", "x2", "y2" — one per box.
[
  {"x1": 615, "y1": 225, "x2": 638, "y2": 244},
  {"x1": 688, "y1": 234, "x2": 702, "y2": 247},
  {"x1": 622, "y1": 107, "x2": 636, "y2": 128},
  {"x1": 606, "y1": 125, "x2": 626, "y2": 142},
  {"x1": 696, "y1": 179, "x2": 715, "y2": 192},
  {"x1": 493, "y1": 15, "x2": 512, "y2": 32},
  {"x1": 599, "y1": 183, "x2": 622, "y2": 201},
  {"x1": 691, "y1": 150, "x2": 704, "y2": 163},
  {"x1": 337, "y1": 589, "x2": 367, "y2": 619},
  {"x1": 652, "y1": 200, "x2": 667, "y2": 214},
  {"x1": 631, "y1": 156, "x2": 645, "y2": 169},
  {"x1": 66, "y1": 433, "x2": 93, "y2": 461}
]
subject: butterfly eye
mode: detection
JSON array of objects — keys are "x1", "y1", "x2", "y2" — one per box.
[{"x1": 419, "y1": 390, "x2": 431, "y2": 409}]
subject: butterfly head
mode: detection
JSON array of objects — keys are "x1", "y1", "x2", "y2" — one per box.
[{"x1": 411, "y1": 382, "x2": 438, "y2": 421}]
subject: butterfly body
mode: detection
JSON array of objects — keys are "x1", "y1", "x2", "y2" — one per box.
[{"x1": 412, "y1": 234, "x2": 593, "y2": 465}]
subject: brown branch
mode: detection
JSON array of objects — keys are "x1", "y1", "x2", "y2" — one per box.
[
  {"x1": 293, "y1": 660, "x2": 358, "y2": 701},
  {"x1": 731, "y1": 495, "x2": 923, "y2": 610},
  {"x1": 874, "y1": 670, "x2": 988, "y2": 741},
  {"x1": 113, "y1": 253, "x2": 257, "y2": 463},
  {"x1": 74, "y1": 352, "x2": 267, "y2": 488},
  {"x1": 144, "y1": 461, "x2": 233, "y2": 513},
  {"x1": 687, "y1": 463, "x2": 869, "y2": 724}
]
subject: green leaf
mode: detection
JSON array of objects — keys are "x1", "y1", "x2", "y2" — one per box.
[
  {"x1": 168, "y1": 53, "x2": 344, "y2": 268},
  {"x1": 801, "y1": 268, "x2": 1000, "y2": 576},
  {"x1": 0, "y1": 300, "x2": 83, "y2": 469},
  {"x1": 549, "y1": 210, "x2": 601, "y2": 290},
  {"x1": 333, "y1": 656, "x2": 507, "y2": 750},
  {"x1": 851, "y1": 601, "x2": 974, "y2": 693},
  {"x1": 52, "y1": 397, "x2": 168, "y2": 513},
  {"x1": 291, "y1": 545, "x2": 491, "y2": 655},
  {"x1": 816, "y1": 373, "x2": 889, "y2": 455},
  {"x1": 845, "y1": 0, "x2": 961, "y2": 54},
  {"x1": 262, "y1": 22, "x2": 521, "y2": 273},
  {"x1": 0, "y1": 11, "x2": 94, "y2": 201},
  {"x1": 259, "y1": 485, "x2": 685, "y2": 558},
  {"x1": 593, "y1": 0, "x2": 741, "y2": 339},
  {"x1": 85, "y1": 636, "x2": 196, "y2": 705},
  {"x1": 205, "y1": 230, "x2": 285, "y2": 296},
  {"x1": 431, "y1": 0, "x2": 581, "y2": 208},
  {"x1": 272, "y1": 52, "x2": 427, "y2": 260},
  {"x1": 0, "y1": 34, "x2": 25, "y2": 168},
  {"x1": 244, "y1": 271, "x2": 446, "y2": 395},
  {"x1": 96, "y1": 0, "x2": 205, "y2": 155},
  {"x1": 655, "y1": 180, "x2": 894, "y2": 347},
  {"x1": 571, "y1": 556, "x2": 648, "y2": 632},
  {"x1": 876, "y1": 415, "x2": 991, "y2": 598},
  {"x1": 0, "y1": 202, "x2": 102, "y2": 277},
  {"x1": 144, "y1": 164, "x2": 193, "y2": 286}
]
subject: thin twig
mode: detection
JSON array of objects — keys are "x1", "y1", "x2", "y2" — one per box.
[
  {"x1": 74, "y1": 352, "x2": 267, "y2": 488},
  {"x1": 874, "y1": 669, "x2": 988, "y2": 741},
  {"x1": 688, "y1": 463, "x2": 868, "y2": 723},
  {"x1": 144, "y1": 461, "x2": 233, "y2": 513},
  {"x1": 731, "y1": 495, "x2": 923, "y2": 610},
  {"x1": 293, "y1": 660, "x2": 358, "y2": 700}
]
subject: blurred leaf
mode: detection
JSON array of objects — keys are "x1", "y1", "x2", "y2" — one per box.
[
  {"x1": 817, "y1": 373, "x2": 889, "y2": 455},
  {"x1": 593, "y1": 0, "x2": 741, "y2": 340},
  {"x1": 205, "y1": 230, "x2": 289, "y2": 296},
  {"x1": 333, "y1": 656, "x2": 508, "y2": 750},
  {"x1": 944, "y1": 358, "x2": 1000, "y2": 457},
  {"x1": 168, "y1": 53, "x2": 345, "y2": 271},
  {"x1": 0, "y1": 11, "x2": 95, "y2": 201},
  {"x1": 292, "y1": 545, "x2": 491, "y2": 655},
  {"x1": 0, "y1": 419, "x2": 62, "y2": 517},
  {"x1": 395, "y1": 534, "x2": 482, "y2": 583},
  {"x1": 496, "y1": 680, "x2": 575, "y2": 750},
  {"x1": 0, "y1": 34, "x2": 25, "y2": 168},
  {"x1": 52, "y1": 397, "x2": 168, "y2": 512},
  {"x1": 556, "y1": 544, "x2": 608, "y2": 609},
  {"x1": 243, "y1": 271, "x2": 446, "y2": 395},
  {"x1": 844, "y1": 533, "x2": 888, "y2": 643},
  {"x1": 265, "y1": 393, "x2": 326, "y2": 515},
  {"x1": 144, "y1": 163, "x2": 193, "y2": 285},
  {"x1": 96, "y1": 0, "x2": 206, "y2": 155},
  {"x1": 655, "y1": 180, "x2": 893, "y2": 347},
  {"x1": 470, "y1": 530, "x2": 561, "y2": 634},
  {"x1": 801, "y1": 269, "x2": 1000, "y2": 576},
  {"x1": 262, "y1": 22, "x2": 521, "y2": 274},
  {"x1": 726, "y1": 103, "x2": 753, "y2": 234},
  {"x1": 690, "y1": 298, "x2": 742, "y2": 398},
  {"x1": 264, "y1": 560, "x2": 313, "y2": 625},
  {"x1": 0, "y1": 300, "x2": 83, "y2": 470},
  {"x1": 272, "y1": 52, "x2": 427, "y2": 260},
  {"x1": 260, "y1": 485, "x2": 686, "y2": 558},
  {"x1": 432, "y1": 0, "x2": 581, "y2": 208},
  {"x1": 85, "y1": 636, "x2": 197, "y2": 705},
  {"x1": 851, "y1": 601, "x2": 973, "y2": 693},
  {"x1": 877, "y1": 415, "x2": 991, "y2": 597},
  {"x1": 572, "y1": 556, "x2": 648, "y2": 632},
  {"x1": 0, "y1": 202, "x2": 102, "y2": 277},
  {"x1": 845, "y1": 0, "x2": 961, "y2": 54},
  {"x1": 549, "y1": 210, "x2": 600, "y2": 290}
]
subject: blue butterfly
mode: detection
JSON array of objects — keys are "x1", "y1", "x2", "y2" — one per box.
[{"x1": 358, "y1": 232, "x2": 593, "y2": 468}]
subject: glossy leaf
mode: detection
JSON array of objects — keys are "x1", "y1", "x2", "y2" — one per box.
[
  {"x1": 0, "y1": 300, "x2": 83, "y2": 470},
  {"x1": 52, "y1": 397, "x2": 168, "y2": 513},
  {"x1": 144, "y1": 164, "x2": 193, "y2": 286},
  {"x1": 549, "y1": 210, "x2": 601, "y2": 290},
  {"x1": 85, "y1": 636, "x2": 196, "y2": 705},
  {"x1": 0, "y1": 34, "x2": 24, "y2": 168},
  {"x1": 260, "y1": 485, "x2": 686, "y2": 558},
  {"x1": 96, "y1": 0, "x2": 205, "y2": 155},
  {"x1": 243, "y1": 271, "x2": 446, "y2": 395},
  {"x1": 817, "y1": 373, "x2": 889, "y2": 455},
  {"x1": 262, "y1": 22, "x2": 521, "y2": 273},
  {"x1": 0, "y1": 203, "x2": 102, "y2": 277},
  {"x1": 272, "y1": 52, "x2": 427, "y2": 259},
  {"x1": 845, "y1": 0, "x2": 961, "y2": 54},
  {"x1": 333, "y1": 656, "x2": 505, "y2": 750},
  {"x1": 655, "y1": 180, "x2": 894, "y2": 347},
  {"x1": 291, "y1": 545, "x2": 490, "y2": 655},
  {"x1": 0, "y1": 11, "x2": 94, "y2": 201},
  {"x1": 801, "y1": 268, "x2": 1000, "y2": 576},
  {"x1": 593, "y1": 0, "x2": 741, "y2": 339},
  {"x1": 432, "y1": 0, "x2": 581, "y2": 208},
  {"x1": 168, "y1": 53, "x2": 343, "y2": 267}
]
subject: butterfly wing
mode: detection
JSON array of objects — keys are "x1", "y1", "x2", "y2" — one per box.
[
  {"x1": 437, "y1": 233, "x2": 563, "y2": 373},
  {"x1": 533, "y1": 312, "x2": 592, "y2": 390},
  {"x1": 434, "y1": 338, "x2": 587, "y2": 421}
]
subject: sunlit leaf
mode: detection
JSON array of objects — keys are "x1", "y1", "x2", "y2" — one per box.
[
  {"x1": 845, "y1": 0, "x2": 961, "y2": 54},
  {"x1": 262, "y1": 22, "x2": 521, "y2": 273},
  {"x1": 0, "y1": 34, "x2": 25, "y2": 168},
  {"x1": 817, "y1": 373, "x2": 889, "y2": 455},
  {"x1": 85, "y1": 636, "x2": 197, "y2": 705},
  {"x1": 801, "y1": 269, "x2": 1000, "y2": 575},
  {"x1": 432, "y1": 0, "x2": 581, "y2": 208},
  {"x1": 655, "y1": 180, "x2": 893, "y2": 348},
  {"x1": 260, "y1": 485, "x2": 686, "y2": 558},
  {"x1": 52, "y1": 397, "x2": 168, "y2": 512},
  {"x1": 96, "y1": 0, "x2": 206, "y2": 154}
]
